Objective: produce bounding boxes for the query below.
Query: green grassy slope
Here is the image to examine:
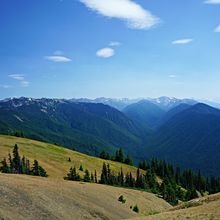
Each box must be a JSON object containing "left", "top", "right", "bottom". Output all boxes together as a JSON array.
[{"left": 0, "top": 135, "right": 140, "bottom": 179}]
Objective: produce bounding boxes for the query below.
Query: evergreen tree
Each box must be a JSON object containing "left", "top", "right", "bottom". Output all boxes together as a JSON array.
[
  {"left": 8, "top": 153, "right": 13, "bottom": 173},
  {"left": 118, "top": 148, "right": 124, "bottom": 163},
  {"left": 21, "top": 156, "right": 25, "bottom": 173},
  {"left": 185, "top": 187, "right": 198, "bottom": 201},
  {"left": 0, "top": 158, "right": 9, "bottom": 173},
  {"left": 129, "top": 172, "right": 135, "bottom": 188},
  {"left": 64, "top": 167, "right": 80, "bottom": 181},
  {"left": 124, "top": 155, "right": 133, "bottom": 165},
  {"left": 79, "top": 164, "right": 84, "bottom": 171},
  {"left": 38, "top": 165, "right": 48, "bottom": 177},
  {"left": 175, "top": 167, "right": 181, "bottom": 184},
  {"left": 119, "top": 168, "right": 124, "bottom": 186},
  {"left": 138, "top": 160, "right": 149, "bottom": 170},
  {"left": 133, "top": 205, "right": 139, "bottom": 213},
  {"left": 25, "top": 159, "right": 31, "bottom": 175},
  {"left": 99, "top": 151, "right": 110, "bottom": 160},
  {"left": 114, "top": 148, "right": 124, "bottom": 162},
  {"left": 83, "top": 169, "right": 91, "bottom": 182},
  {"left": 107, "top": 164, "right": 111, "bottom": 183},
  {"left": 118, "top": 195, "right": 126, "bottom": 203},
  {"left": 125, "top": 173, "right": 130, "bottom": 187},
  {"left": 100, "top": 162, "right": 108, "bottom": 184},
  {"left": 115, "top": 150, "right": 119, "bottom": 161},
  {"left": 91, "top": 172, "right": 94, "bottom": 182},
  {"left": 12, "top": 144, "right": 21, "bottom": 173},
  {"left": 94, "top": 170, "right": 98, "bottom": 183},
  {"left": 32, "top": 160, "right": 40, "bottom": 176},
  {"left": 136, "top": 168, "right": 142, "bottom": 188}
]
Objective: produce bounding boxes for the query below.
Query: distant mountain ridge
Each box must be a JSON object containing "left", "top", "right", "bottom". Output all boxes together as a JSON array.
[
  {"left": 123, "top": 100, "right": 166, "bottom": 131},
  {"left": 145, "top": 103, "right": 220, "bottom": 176},
  {"left": 1, "top": 96, "right": 220, "bottom": 176},
  {"left": 0, "top": 97, "right": 143, "bottom": 158},
  {"left": 69, "top": 96, "right": 197, "bottom": 111}
]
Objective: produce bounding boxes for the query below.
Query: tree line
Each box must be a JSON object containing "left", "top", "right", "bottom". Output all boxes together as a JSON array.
[
  {"left": 0, "top": 144, "right": 48, "bottom": 177},
  {"left": 65, "top": 159, "right": 220, "bottom": 205},
  {"left": 139, "top": 159, "right": 220, "bottom": 200},
  {"left": 99, "top": 148, "right": 133, "bottom": 166}
]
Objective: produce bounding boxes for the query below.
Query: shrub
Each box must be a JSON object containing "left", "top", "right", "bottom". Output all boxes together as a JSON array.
[
  {"left": 133, "top": 205, "right": 139, "bottom": 213},
  {"left": 118, "top": 195, "right": 126, "bottom": 204}
]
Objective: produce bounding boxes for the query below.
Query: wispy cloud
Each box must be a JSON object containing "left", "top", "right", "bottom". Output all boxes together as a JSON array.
[
  {"left": 79, "top": 0, "right": 159, "bottom": 30},
  {"left": 9, "top": 74, "right": 25, "bottom": 81},
  {"left": 204, "top": 0, "right": 220, "bottom": 4},
  {"left": 8, "top": 74, "right": 30, "bottom": 87},
  {"left": 96, "top": 47, "right": 115, "bottom": 58},
  {"left": 214, "top": 25, "right": 220, "bottom": 32},
  {"left": 172, "top": 38, "right": 193, "bottom": 45},
  {"left": 44, "top": 55, "right": 72, "bottom": 62},
  {"left": 109, "top": 41, "right": 121, "bottom": 47}
]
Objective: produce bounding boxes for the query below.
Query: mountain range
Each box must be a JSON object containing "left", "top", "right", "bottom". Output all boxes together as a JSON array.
[{"left": 1, "top": 96, "right": 220, "bottom": 176}]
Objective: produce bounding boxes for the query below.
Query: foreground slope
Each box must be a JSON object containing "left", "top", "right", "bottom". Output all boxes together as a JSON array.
[
  {"left": 0, "top": 136, "right": 171, "bottom": 220},
  {"left": 0, "top": 135, "right": 139, "bottom": 179},
  {"left": 0, "top": 174, "right": 171, "bottom": 220},
  {"left": 129, "top": 193, "right": 220, "bottom": 220}
]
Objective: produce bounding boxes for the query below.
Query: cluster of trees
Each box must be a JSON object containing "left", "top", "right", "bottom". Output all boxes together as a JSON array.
[
  {"left": 0, "top": 144, "right": 47, "bottom": 177},
  {"left": 65, "top": 159, "right": 220, "bottom": 205},
  {"left": 139, "top": 159, "right": 220, "bottom": 204},
  {"left": 13, "top": 131, "right": 25, "bottom": 138},
  {"left": 64, "top": 166, "right": 98, "bottom": 183},
  {"left": 99, "top": 148, "right": 133, "bottom": 165}
]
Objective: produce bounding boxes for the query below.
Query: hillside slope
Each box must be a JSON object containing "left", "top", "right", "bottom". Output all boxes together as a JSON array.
[
  {"left": 146, "top": 103, "right": 220, "bottom": 176},
  {"left": 0, "top": 136, "right": 171, "bottom": 220},
  {"left": 0, "top": 135, "right": 140, "bottom": 179},
  {"left": 0, "top": 174, "right": 171, "bottom": 220},
  {"left": 129, "top": 193, "right": 220, "bottom": 220}
]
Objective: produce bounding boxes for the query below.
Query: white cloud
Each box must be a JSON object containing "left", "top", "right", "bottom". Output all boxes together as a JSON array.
[
  {"left": 8, "top": 74, "right": 30, "bottom": 87},
  {"left": 96, "top": 47, "right": 115, "bottom": 58},
  {"left": 9, "top": 74, "right": 25, "bottom": 81},
  {"left": 214, "top": 25, "right": 220, "bottom": 32},
  {"left": 44, "top": 55, "right": 72, "bottom": 62},
  {"left": 169, "top": 74, "right": 177, "bottom": 78},
  {"left": 204, "top": 0, "right": 220, "bottom": 4},
  {"left": 109, "top": 41, "right": 121, "bottom": 47},
  {"left": 172, "top": 38, "right": 193, "bottom": 45},
  {"left": 79, "top": 0, "right": 159, "bottom": 30}
]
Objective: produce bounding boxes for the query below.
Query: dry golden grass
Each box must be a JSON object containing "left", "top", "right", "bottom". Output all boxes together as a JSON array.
[
  {"left": 0, "top": 174, "right": 171, "bottom": 220},
  {"left": 128, "top": 193, "right": 220, "bottom": 220},
  {"left": 0, "top": 135, "right": 141, "bottom": 179}
]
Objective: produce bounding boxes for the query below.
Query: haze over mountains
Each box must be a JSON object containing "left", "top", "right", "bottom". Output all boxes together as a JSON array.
[{"left": 1, "top": 96, "right": 220, "bottom": 176}]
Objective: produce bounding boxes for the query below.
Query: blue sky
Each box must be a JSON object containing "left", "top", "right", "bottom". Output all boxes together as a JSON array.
[{"left": 0, "top": 0, "right": 220, "bottom": 100}]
